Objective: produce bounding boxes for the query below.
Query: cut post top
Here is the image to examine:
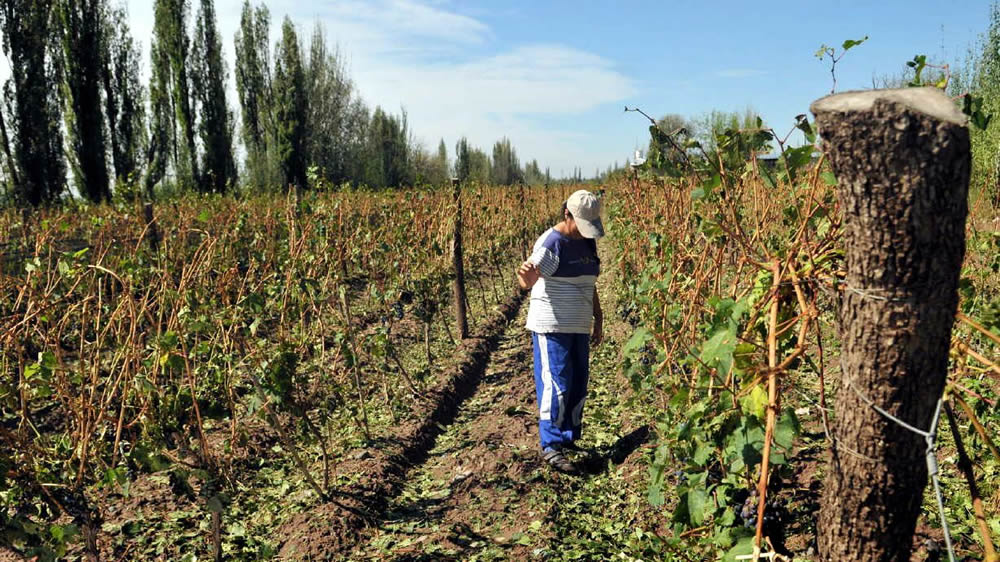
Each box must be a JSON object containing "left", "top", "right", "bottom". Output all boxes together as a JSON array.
[{"left": 810, "top": 87, "right": 967, "bottom": 126}]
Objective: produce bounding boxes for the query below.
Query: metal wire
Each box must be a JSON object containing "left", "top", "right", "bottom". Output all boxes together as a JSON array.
[
  {"left": 848, "top": 381, "right": 955, "bottom": 562},
  {"left": 843, "top": 285, "right": 919, "bottom": 303}
]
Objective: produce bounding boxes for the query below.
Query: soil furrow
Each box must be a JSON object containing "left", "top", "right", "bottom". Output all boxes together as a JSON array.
[
  {"left": 348, "top": 302, "right": 542, "bottom": 561},
  {"left": 275, "top": 290, "right": 527, "bottom": 560}
]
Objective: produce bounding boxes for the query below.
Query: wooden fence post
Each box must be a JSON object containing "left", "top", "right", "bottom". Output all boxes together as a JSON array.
[
  {"left": 451, "top": 178, "right": 469, "bottom": 340},
  {"left": 518, "top": 182, "right": 528, "bottom": 255},
  {"left": 144, "top": 202, "right": 160, "bottom": 252},
  {"left": 20, "top": 207, "right": 30, "bottom": 253},
  {"left": 812, "top": 88, "right": 970, "bottom": 561}
]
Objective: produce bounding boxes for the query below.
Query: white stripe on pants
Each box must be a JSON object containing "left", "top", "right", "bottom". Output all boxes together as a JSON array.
[{"left": 538, "top": 334, "right": 564, "bottom": 424}]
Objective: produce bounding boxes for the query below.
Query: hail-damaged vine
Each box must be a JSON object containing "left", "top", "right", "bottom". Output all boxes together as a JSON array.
[
  {"left": 815, "top": 36, "right": 869, "bottom": 94},
  {"left": 0, "top": 184, "right": 554, "bottom": 559}
]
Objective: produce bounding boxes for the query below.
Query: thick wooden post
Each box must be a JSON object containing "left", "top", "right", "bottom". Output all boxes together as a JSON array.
[
  {"left": 451, "top": 178, "right": 469, "bottom": 340},
  {"left": 518, "top": 182, "right": 528, "bottom": 255},
  {"left": 812, "top": 88, "right": 970, "bottom": 561},
  {"left": 144, "top": 202, "right": 160, "bottom": 252},
  {"left": 20, "top": 208, "right": 30, "bottom": 253}
]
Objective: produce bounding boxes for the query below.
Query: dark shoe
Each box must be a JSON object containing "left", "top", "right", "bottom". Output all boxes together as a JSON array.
[{"left": 542, "top": 449, "right": 577, "bottom": 474}]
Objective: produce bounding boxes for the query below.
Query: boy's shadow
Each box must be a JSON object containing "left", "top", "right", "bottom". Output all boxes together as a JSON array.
[{"left": 576, "top": 425, "right": 651, "bottom": 475}]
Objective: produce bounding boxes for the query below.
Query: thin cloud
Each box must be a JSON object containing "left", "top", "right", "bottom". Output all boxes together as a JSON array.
[
  {"left": 285, "top": 1, "right": 636, "bottom": 173},
  {"left": 292, "top": 0, "right": 491, "bottom": 57},
  {"left": 365, "top": 44, "right": 635, "bottom": 115},
  {"left": 715, "top": 68, "right": 768, "bottom": 78}
]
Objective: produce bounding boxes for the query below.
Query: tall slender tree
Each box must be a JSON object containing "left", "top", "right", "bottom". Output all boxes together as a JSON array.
[
  {"left": 467, "top": 147, "right": 491, "bottom": 184},
  {"left": 454, "top": 137, "right": 470, "bottom": 182},
  {"left": 364, "top": 107, "right": 410, "bottom": 188},
  {"left": 437, "top": 139, "right": 448, "bottom": 174},
  {"left": 146, "top": 2, "right": 174, "bottom": 196},
  {"left": 145, "top": 24, "right": 170, "bottom": 197},
  {"left": 234, "top": 0, "right": 275, "bottom": 189},
  {"left": 192, "top": 0, "right": 236, "bottom": 193},
  {"left": 0, "top": 0, "right": 67, "bottom": 205},
  {"left": 490, "top": 137, "right": 523, "bottom": 185},
  {"left": 342, "top": 99, "right": 370, "bottom": 185},
  {"left": 102, "top": 5, "right": 146, "bottom": 190},
  {"left": 152, "top": 0, "right": 199, "bottom": 190},
  {"left": 524, "top": 159, "right": 543, "bottom": 184},
  {"left": 427, "top": 138, "right": 449, "bottom": 185},
  {"left": 59, "top": 0, "right": 110, "bottom": 203},
  {"left": 0, "top": 92, "right": 18, "bottom": 196},
  {"left": 304, "top": 23, "right": 364, "bottom": 185},
  {"left": 273, "top": 17, "right": 307, "bottom": 189}
]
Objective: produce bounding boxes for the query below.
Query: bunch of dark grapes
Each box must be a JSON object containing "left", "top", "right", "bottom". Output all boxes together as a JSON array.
[
  {"left": 638, "top": 342, "right": 656, "bottom": 366},
  {"left": 736, "top": 491, "right": 785, "bottom": 531},
  {"left": 393, "top": 301, "right": 404, "bottom": 320},
  {"left": 671, "top": 455, "right": 691, "bottom": 483},
  {"left": 761, "top": 498, "right": 784, "bottom": 529},
  {"left": 618, "top": 303, "right": 640, "bottom": 327},
  {"left": 739, "top": 490, "right": 759, "bottom": 528}
]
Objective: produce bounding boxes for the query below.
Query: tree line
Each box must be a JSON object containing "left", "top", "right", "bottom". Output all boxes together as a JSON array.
[{"left": 0, "top": 0, "right": 557, "bottom": 207}]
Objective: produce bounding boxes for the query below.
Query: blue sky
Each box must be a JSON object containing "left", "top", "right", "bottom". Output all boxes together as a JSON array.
[{"left": 2, "top": 0, "right": 993, "bottom": 178}]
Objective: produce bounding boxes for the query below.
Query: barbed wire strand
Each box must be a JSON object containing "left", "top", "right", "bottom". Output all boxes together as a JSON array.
[{"left": 848, "top": 381, "right": 955, "bottom": 562}]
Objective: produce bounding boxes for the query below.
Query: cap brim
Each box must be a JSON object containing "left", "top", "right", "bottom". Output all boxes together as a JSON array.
[{"left": 576, "top": 217, "right": 605, "bottom": 239}]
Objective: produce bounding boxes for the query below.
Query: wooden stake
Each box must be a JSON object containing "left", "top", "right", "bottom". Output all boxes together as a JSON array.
[
  {"left": 754, "top": 260, "right": 781, "bottom": 554},
  {"left": 452, "top": 178, "right": 469, "bottom": 339}
]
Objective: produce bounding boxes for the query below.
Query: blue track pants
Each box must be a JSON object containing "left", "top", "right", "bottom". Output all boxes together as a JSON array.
[{"left": 532, "top": 332, "right": 590, "bottom": 451}]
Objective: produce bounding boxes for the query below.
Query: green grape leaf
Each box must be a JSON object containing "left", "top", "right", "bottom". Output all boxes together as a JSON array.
[
  {"left": 688, "top": 488, "right": 709, "bottom": 525},
  {"left": 841, "top": 36, "right": 868, "bottom": 51},
  {"left": 774, "top": 408, "right": 801, "bottom": 449}
]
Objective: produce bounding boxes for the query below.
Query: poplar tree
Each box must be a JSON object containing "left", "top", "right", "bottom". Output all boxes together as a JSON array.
[
  {"left": 437, "top": 139, "right": 448, "bottom": 174},
  {"left": 273, "top": 17, "right": 307, "bottom": 189},
  {"left": 305, "top": 23, "right": 364, "bottom": 185},
  {"left": 467, "top": 147, "right": 491, "bottom": 184},
  {"left": 0, "top": 0, "right": 67, "bottom": 205},
  {"left": 151, "top": 0, "right": 199, "bottom": 190},
  {"left": 524, "top": 159, "right": 543, "bottom": 184},
  {"left": 146, "top": 2, "right": 174, "bottom": 196},
  {"left": 193, "top": 0, "right": 236, "bottom": 193},
  {"left": 454, "top": 137, "right": 470, "bottom": 182},
  {"left": 490, "top": 137, "right": 523, "bottom": 185},
  {"left": 0, "top": 100, "right": 16, "bottom": 198},
  {"left": 365, "top": 107, "right": 410, "bottom": 188},
  {"left": 59, "top": 0, "right": 110, "bottom": 202},
  {"left": 431, "top": 138, "right": 449, "bottom": 185},
  {"left": 102, "top": 6, "right": 146, "bottom": 190},
  {"left": 234, "top": 0, "right": 275, "bottom": 188}
]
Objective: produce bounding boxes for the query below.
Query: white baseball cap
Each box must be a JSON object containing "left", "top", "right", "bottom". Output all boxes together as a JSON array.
[{"left": 566, "top": 189, "right": 604, "bottom": 239}]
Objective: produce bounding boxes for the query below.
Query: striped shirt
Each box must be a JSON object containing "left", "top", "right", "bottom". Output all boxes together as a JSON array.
[{"left": 525, "top": 227, "right": 600, "bottom": 334}]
